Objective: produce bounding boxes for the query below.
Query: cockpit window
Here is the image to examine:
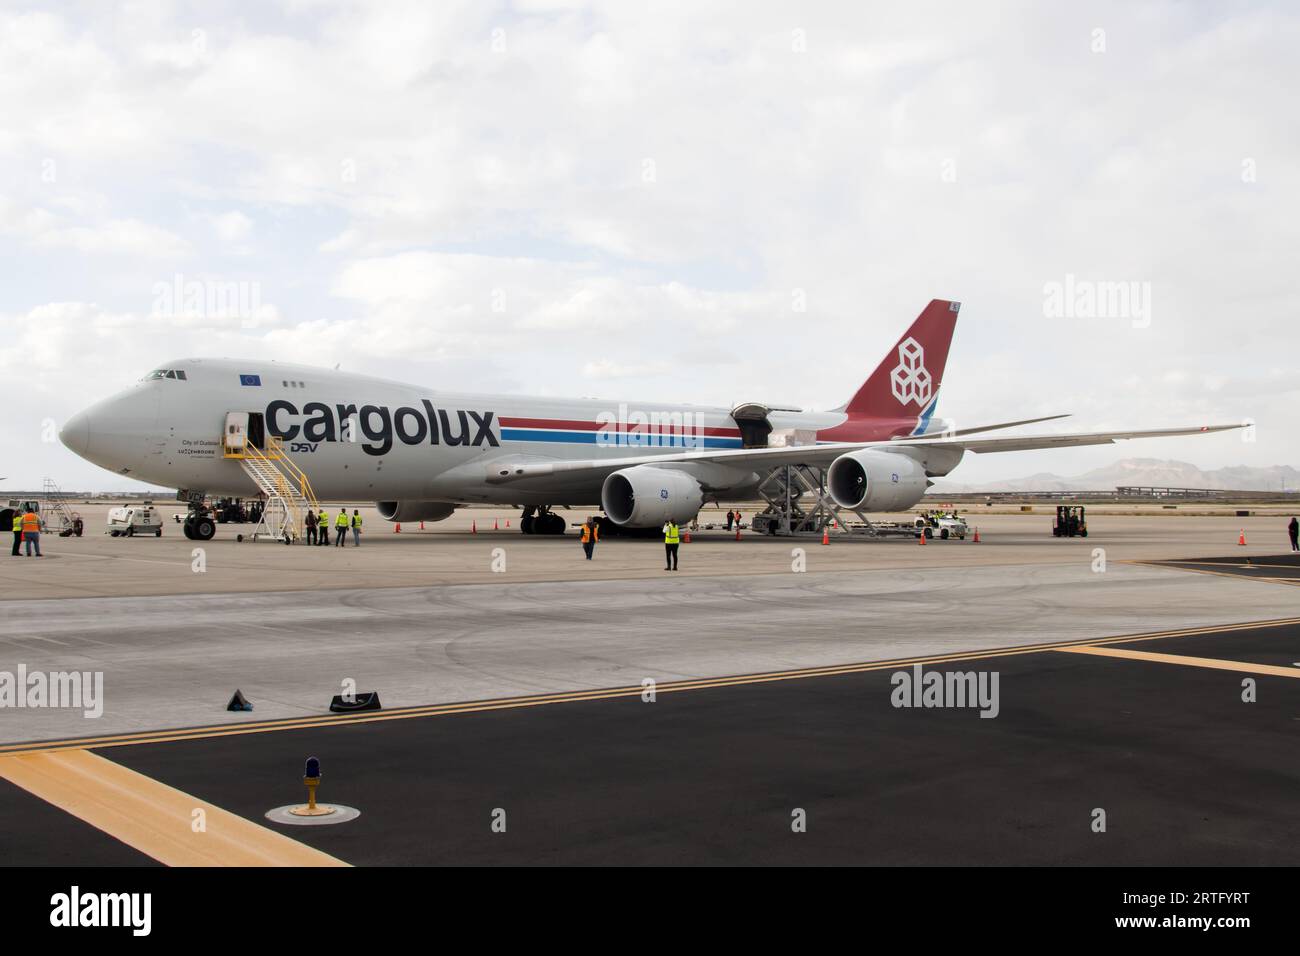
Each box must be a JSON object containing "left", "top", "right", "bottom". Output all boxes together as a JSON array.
[{"left": 143, "top": 369, "right": 188, "bottom": 381}]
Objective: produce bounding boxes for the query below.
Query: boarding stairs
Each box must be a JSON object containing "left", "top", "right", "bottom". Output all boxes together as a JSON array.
[
  {"left": 39, "top": 477, "right": 82, "bottom": 535},
  {"left": 750, "top": 463, "right": 905, "bottom": 537},
  {"left": 227, "top": 437, "right": 320, "bottom": 544}
]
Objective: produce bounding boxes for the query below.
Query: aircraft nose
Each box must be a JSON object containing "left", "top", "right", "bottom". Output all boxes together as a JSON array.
[{"left": 60, "top": 409, "right": 91, "bottom": 456}]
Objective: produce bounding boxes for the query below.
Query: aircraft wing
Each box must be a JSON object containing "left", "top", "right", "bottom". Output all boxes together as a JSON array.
[{"left": 484, "top": 423, "right": 1243, "bottom": 484}]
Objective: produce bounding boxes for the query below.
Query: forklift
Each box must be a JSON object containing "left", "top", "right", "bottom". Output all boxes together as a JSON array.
[{"left": 1052, "top": 505, "right": 1088, "bottom": 537}]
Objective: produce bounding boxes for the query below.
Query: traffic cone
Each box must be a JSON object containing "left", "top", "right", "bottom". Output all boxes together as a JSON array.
[
  {"left": 420, "top": 521, "right": 425, "bottom": 530},
  {"left": 494, "top": 518, "right": 499, "bottom": 531},
  {"left": 735, "top": 527, "right": 741, "bottom": 541},
  {"left": 395, "top": 523, "right": 401, "bottom": 533},
  {"left": 506, "top": 519, "right": 511, "bottom": 528},
  {"left": 821, "top": 527, "right": 830, "bottom": 545},
  {"left": 918, "top": 528, "right": 927, "bottom": 545},
  {"left": 472, "top": 520, "right": 477, "bottom": 534},
  {"left": 1238, "top": 529, "right": 1246, "bottom": 546},
  {"left": 973, "top": 527, "right": 980, "bottom": 543},
  {"left": 683, "top": 530, "right": 691, "bottom": 543}
]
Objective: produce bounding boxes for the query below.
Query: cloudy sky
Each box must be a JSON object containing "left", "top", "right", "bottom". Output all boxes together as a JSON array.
[{"left": 2, "top": 0, "right": 1296, "bottom": 491}]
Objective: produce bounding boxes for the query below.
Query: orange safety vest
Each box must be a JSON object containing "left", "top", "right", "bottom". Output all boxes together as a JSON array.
[
  {"left": 580, "top": 524, "right": 597, "bottom": 543},
  {"left": 21, "top": 512, "right": 40, "bottom": 533}
]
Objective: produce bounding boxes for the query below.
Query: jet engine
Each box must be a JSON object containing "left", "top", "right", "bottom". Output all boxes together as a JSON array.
[
  {"left": 376, "top": 500, "right": 457, "bottom": 523},
  {"left": 826, "top": 450, "right": 929, "bottom": 512},
  {"left": 601, "top": 465, "right": 704, "bottom": 527}
]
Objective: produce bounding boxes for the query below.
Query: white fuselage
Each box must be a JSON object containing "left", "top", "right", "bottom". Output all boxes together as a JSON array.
[{"left": 61, "top": 358, "right": 861, "bottom": 506}]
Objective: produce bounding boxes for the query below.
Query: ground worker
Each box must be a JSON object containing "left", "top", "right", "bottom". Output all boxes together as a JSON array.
[
  {"left": 21, "top": 508, "right": 42, "bottom": 557},
  {"left": 335, "top": 508, "right": 350, "bottom": 547},
  {"left": 318, "top": 509, "right": 330, "bottom": 546},
  {"left": 351, "top": 509, "right": 363, "bottom": 546},
  {"left": 1289, "top": 515, "right": 1298, "bottom": 552},
  {"left": 11, "top": 511, "right": 22, "bottom": 557},
  {"left": 725, "top": 509, "right": 734, "bottom": 530},
  {"left": 305, "top": 507, "right": 318, "bottom": 545},
  {"left": 663, "top": 518, "right": 680, "bottom": 571},
  {"left": 580, "top": 517, "right": 598, "bottom": 560}
]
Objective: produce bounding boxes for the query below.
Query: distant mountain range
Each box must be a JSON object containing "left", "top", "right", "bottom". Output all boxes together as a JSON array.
[{"left": 928, "top": 458, "right": 1300, "bottom": 494}]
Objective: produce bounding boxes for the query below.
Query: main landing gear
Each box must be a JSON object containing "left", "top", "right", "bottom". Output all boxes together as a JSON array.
[{"left": 519, "top": 506, "right": 566, "bottom": 535}]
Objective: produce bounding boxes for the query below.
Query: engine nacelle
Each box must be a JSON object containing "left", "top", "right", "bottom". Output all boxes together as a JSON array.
[
  {"left": 827, "top": 450, "right": 929, "bottom": 512},
  {"left": 601, "top": 466, "right": 704, "bottom": 527},
  {"left": 376, "top": 500, "right": 457, "bottom": 523}
]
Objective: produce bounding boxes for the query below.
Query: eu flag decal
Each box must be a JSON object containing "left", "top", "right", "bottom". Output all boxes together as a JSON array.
[{"left": 239, "top": 374, "right": 262, "bottom": 386}]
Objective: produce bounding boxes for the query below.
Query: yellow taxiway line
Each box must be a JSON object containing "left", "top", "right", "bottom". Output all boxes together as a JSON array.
[
  {"left": 2, "top": 616, "right": 1299, "bottom": 757},
  {"left": 1056, "top": 644, "right": 1300, "bottom": 678},
  {"left": 0, "top": 749, "right": 347, "bottom": 867}
]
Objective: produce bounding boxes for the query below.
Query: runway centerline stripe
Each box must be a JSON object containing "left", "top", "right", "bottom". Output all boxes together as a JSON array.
[
  {"left": 2, "top": 616, "right": 1298, "bottom": 756},
  {"left": 0, "top": 749, "right": 348, "bottom": 867},
  {"left": 1055, "top": 645, "right": 1300, "bottom": 678}
]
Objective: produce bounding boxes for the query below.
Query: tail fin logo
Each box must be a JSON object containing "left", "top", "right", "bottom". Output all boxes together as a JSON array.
[{"left": 889, "top": 337, "right": 932, "bottom": 407}]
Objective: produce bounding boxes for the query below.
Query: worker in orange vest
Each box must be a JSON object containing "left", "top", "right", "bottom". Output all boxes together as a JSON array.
[
  {"left": 20, "top": 509, "right": 42, "bottom": 557},
  {"left": 580, "top": 517, "right": 599, "bottom": 560}
]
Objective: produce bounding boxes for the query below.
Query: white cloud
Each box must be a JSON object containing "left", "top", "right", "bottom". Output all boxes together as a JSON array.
[
  {"left": 0, "top": 1, "right": 1297, "bottom": 489},
  {"left": 211, "top": 210, "right": 253, "bottom": 242}
]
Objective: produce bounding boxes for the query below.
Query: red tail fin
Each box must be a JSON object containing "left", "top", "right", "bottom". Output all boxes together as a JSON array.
[{"left": 840, "top": 299, "right": 959, "bottom": 421}]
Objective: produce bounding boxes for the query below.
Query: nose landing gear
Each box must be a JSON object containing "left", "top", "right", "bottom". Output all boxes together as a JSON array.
[{"left": 178, "top": 490, "right": 217, "bottom": 541}]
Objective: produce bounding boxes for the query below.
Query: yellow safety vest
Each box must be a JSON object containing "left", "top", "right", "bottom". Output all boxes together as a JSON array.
[
  {"left": 352, "top": 514, "right": 362, "bottom": 528},
  {"left": 663, "top": 523, "right": 679, "bottom": 544},
  {"left": 336, "top": 512, "right": 349, "bottom": 528},
  {"left": 12, "top": 514, "right": 21, "bottom": 533}
]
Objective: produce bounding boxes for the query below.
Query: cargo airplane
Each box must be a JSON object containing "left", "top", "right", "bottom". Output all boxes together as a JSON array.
[{"left": 60, "top": 300, "right": 1238, "bottom": 539}]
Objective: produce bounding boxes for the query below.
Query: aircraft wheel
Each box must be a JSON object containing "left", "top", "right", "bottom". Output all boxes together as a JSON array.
[
  {"left": 192, "top": 518, "right": 216, "bottom": 541},
  {"left": 520, "top": 515, "right": 534, "bottom": 535},
  {"left": 183, "top": 522, "right": 195, "bottom": 540}
]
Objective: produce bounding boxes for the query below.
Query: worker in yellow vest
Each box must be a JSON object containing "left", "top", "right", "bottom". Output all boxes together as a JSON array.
[
  {"left": 10, "top": 511, "right": 22, "bottom": 557},
  {"left": 351, "top": 509, "right": 363, "bottom": 546},
  {"left": 580, "top": 517, "right": 598, "bottom": 560},
  {"left": 334, "top": 508, "right": 350, "bottom": 547},
  {"left": 318, "top": 509, "right": 330, "bottom": 546},
  {"left": 21, "top": 509, "right": 42, "bottom": 557},
  {"left": 662, "top": 519, "right": 680, "bottom": 571}
]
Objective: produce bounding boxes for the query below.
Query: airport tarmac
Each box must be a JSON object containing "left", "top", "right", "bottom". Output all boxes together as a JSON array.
[
  {"left": 1, "top": 502, "right": 1298, "bottom": 600},
  {"left": 2, "top": 618, "right": 1296, "bottom": 865},
  {"left": 0, "top": 505, "right": 1296, "bottom": 865}
]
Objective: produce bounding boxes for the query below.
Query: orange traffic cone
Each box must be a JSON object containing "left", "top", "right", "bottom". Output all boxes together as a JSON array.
[
  {"left": 472, "top": 520, "right": 477, "bottom": 534},
  {"left": 684, "top": 530, "right": 691, "bottom": 543},
  {"left": 918, "top": 528, "right": 927, "bottom": 545},
  {"left": 420, "top": 521, "right": 425, "bottom": 530},
  {"left": 494, "top": 518, "right": 499, "bottom": 530},
  {"left": 735, "top": 527, "right": 741, "bottom": 541},
  {"left": 973, "top": 527, "right": 980, "bottom": 543},
  {"left": 506, "top": 519, "right": 511, "bottom": 528},
  {"left": 1238, "top": 529, "right": 1246, "bottom": 546},
  {"left": 395, "top": 522, "right": 401, "bottom": 533},
  {"left": 821, "top": 527, "right": 830, "bottom": 545}
]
